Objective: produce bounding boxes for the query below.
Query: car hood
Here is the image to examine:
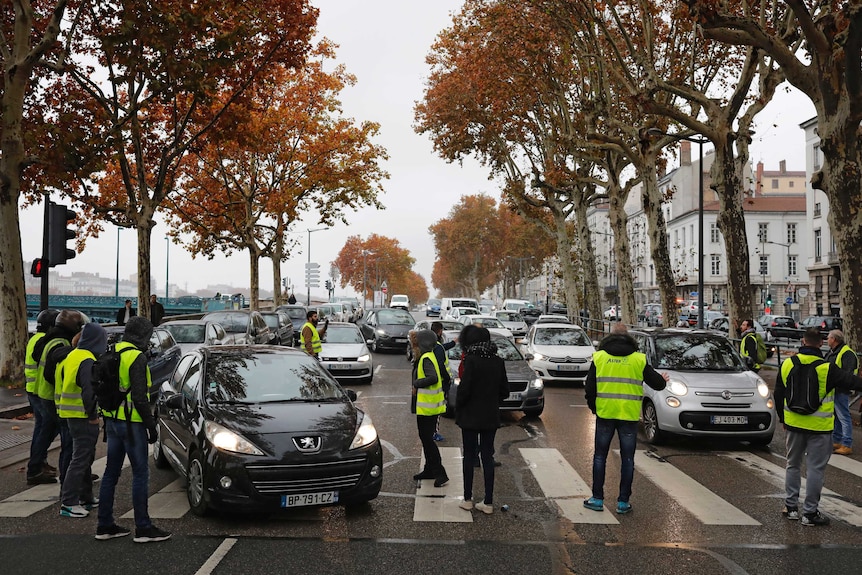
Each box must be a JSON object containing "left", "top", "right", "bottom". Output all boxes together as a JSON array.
[
  {"left": 374, "top": 324, "right": 412, "bottom": 336},
  {"left": 177, "top": 342, "right": 205, "bottom": 356},
  {"left": 532, "top": 344, "right": 595, "bottom": 359},
  {"left": 660, "top": 369, "right": 762, "bottom": 390},
  {"left": 319, "top": 342, "right": 369, "bottom": 359},
  {"left": 500, "top": 320, "right": 527, "bottom": 330},
  {"left": 450, "top": 357, "right": 535, "bottom": 382}
]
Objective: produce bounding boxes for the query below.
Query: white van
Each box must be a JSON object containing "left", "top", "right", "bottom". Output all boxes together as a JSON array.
[
  {"left": 389, "top": 294, "right": 410, "bottom": 310},
  {"left": 502, "top": 298, "right": 533, "bottom": 312},
  {"left": 440, "top": 297, "right": 480, "bottom": 318}
]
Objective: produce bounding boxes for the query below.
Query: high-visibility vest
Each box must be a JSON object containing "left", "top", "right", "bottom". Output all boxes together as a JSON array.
[
  {"left": 102, "top": 341, "right": 151, "bottom": 422},
  {"left": 300, "top": 322, "right": 322, "bottom": 354},
  {"left": 592, "top": 350, "right": 647, "bottom": 421},
  {"left": 740, "top": 333, "right": 760, "bottom": 370},
  {"left": 834, "top": 344, "right": 859, "bottom": 375},
  {"left": 24, "top": 332, "right": 45, "bottom": 394},
  {"left": 781, "top": 353, "right": 833, "bottom": 432},
  {"left": 415, "top": 351, "right": 445, "bottom": 416},
  {"left": 35, "top": 338, "right": 70, "bottom": 401},
  {"left": 56, "top": 348, "right": 95, "bottom": 419}
]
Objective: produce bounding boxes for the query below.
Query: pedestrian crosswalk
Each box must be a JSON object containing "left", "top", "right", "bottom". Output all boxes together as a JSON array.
[{"left": 2, "top": 446, "right": 862, "bottom": 527}]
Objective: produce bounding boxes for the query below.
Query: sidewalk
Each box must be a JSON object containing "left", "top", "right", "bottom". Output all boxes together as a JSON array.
[{"left": 0, "top": 386, "right": 30, "bottom": 419}]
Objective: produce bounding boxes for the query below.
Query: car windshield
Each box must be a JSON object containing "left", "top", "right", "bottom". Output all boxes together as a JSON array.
[
  {"left": 164, "top": 324, "right": 206, "bottom": 344},
  {"left": 458, "top": 308, "right": 479, "bottom": 315},
  {"left": 376, "top": 310, "right": 414, "bottom": 325},
  {"left": 427, "top": 299, "right": 441, "bottom": 306},
  {"left": 495, "top": 312, "right": 522, "bottom": 322},
  {"left": 205, "top": 351, "right": 345, "bottom": 404},
  {"left": 205, "top": 313, "right": 248, "bottom": 333},
  {"left": 473, "top": 318, "right": 504, "bottom": 328},
  {"left": 654, "top": 335, "right": 745, "bottom": 371},
  {"left": 325, "top": 326, "right": 365, "bottom": 344},
  {"left": 535, "top": 327, "right": 591, "bottom": 346},
  {"left": 447, "top": 337, "right": 523, "bottom": 361},
  {"left": 261, "top": 314, "right": 281, "bottom": 329},
  {"left": 281, "top": 308, "right": 306, "bottom": 320}
]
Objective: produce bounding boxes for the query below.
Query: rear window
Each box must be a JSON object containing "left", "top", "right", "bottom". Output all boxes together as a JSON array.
[
  {"left": 205, "top": 313, "right": 249, "bottom": 333},
  {"left": 164, "top": 324, "right": 206, "bottom": 344}
]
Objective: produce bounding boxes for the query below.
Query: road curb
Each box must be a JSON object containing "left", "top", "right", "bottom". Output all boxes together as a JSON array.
[{"left": 0, "top": 403, "right": 32, "bottom": 419}]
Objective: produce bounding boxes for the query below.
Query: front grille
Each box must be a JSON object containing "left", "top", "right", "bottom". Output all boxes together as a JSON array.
[
  {"left": 508, "top": 380, "right": 528, "bottom": 393},
  {"left": 246, "top": 457, "right": 367, "bottom": 495},
  {"left": 327, "top": 368, "right": 370, "bottom": 376},
  {"left": 549, "top": 357, "right": 588, "bottom": 364},
  {"left": 320, "top": 356, "right": 359, "bottom": 361},
  {"left": 547, "top": 370, "right": 587, "bottom": 379},
  {"left": 695, "top": 391, "right": 755, "bottom": 397},
  {"left": 700, "top": 402, "right": 754, "bottom": 408}
]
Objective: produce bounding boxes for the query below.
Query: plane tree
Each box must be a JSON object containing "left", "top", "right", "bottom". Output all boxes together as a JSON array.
[{"left": 333, "top": 235, "right": 425, "bottom": 307}]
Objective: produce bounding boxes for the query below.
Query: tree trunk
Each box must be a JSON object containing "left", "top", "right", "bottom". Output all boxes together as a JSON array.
[
  {"left": 249, "top": 246, "right": 260, "bottom": 311},
  {"left": 573, "top": 199, "right": 602, "bottom": 326},
  {"left": 608, "top": 183, "right": 636, "bottom": 325},
  {"left": 272, "top": 231, "right": 284, "bottom": 305},
  {"left": 136, "top": 223, "right": 154, "bottom": 321},
  {"left": 641, "top": 168, "right": 677, "bottom": 326},
  {"left": 549, "top": 205, "right": 579, "bottom": 323}
]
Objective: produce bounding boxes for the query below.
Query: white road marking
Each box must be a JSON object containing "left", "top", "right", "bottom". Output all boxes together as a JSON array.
[
  {"left": 123, "top": 477, "right": 188, "bottom": 519},
  {"left": 194, "top": 538, "right": 237, "bottom": 575},
  {"left": 413, "top": 446, "right": 472, "bottom": 522}
]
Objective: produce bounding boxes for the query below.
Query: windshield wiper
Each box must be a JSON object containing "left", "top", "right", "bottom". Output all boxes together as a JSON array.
[
  {"left": 259, "top": 397, "right": 344, "bottom": 404},
  {"left": 208, "top": 399, "right": 254, "bottom": 405}
]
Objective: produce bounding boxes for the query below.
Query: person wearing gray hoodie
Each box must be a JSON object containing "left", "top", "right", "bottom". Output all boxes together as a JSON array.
[
  {"left": 411, "top": 329, "right": 449, "bottom": 487},
  {"left": 57, "top": 322, "right": 107, "bottom": 518}
]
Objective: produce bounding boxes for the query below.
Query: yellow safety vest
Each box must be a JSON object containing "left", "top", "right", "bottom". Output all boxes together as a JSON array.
[
  {"left": 781, "top": 353, "right": 833, "bottom": 432},
  {"left": 415, "top": 351, "right": 445, "bottom": 416},
  {"left": 834, "top": 344, "right": 859, "bottom": 375},
  {"left": 300, "top": 321, "right": 322, "bottom": 354},
  {"left": 56, "top": 348, "right": 96, "bottom": 419},
  {"left": 35, "top": 338, "right": 70, "bottom": 401},
  {"left": 101, "top": 341, "right": 151, "bottom": 422},
  {"left": 24, "top": 332, "right": 45, "bottom": 394},
  {"left": 740, "top": 333, "right": 760, "bottom": 370},
  {"left": 592, "top": 350, "right": 648, "bottom": 421}
]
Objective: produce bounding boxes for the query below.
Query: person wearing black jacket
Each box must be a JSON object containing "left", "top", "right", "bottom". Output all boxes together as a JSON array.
[
  {"left": 115, "top": 300, "right": 136, "bottom": 325},
  {"left": 431, "top": 321, "right": 456, "bottom": 442},
  {"left": 456, "top": 327, "right": 508, "bottom": 515},
  {"left": 584, "top": 324, "right": 668, "bottom": 515}
]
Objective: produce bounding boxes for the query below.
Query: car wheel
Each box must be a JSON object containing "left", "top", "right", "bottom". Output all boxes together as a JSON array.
[
  {"left": 152, "top": 426, "right": 169, "bottom": 470},
  {"left": 370, "top": 336, "right": 379, "bottom": 353},
  {"left": 523, "top": 406, "right": 544, "bottom": 418},
  {"left": 186, "top": 450, "right": 210, "bottom": 517},
  {"left": 641, "top": 400, "right": 665, "bottom": 445}
]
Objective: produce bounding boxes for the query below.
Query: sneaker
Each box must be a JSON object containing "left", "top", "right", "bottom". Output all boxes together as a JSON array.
[
  {"left": 583, "top": 497, "right": 604, "bottom": 512},
  {"left": 493, "top": 459, "right": 502, "bottom": 467},
  {"left": 133, "top": 525, "right": 172, "bottom": 543},
  {"left": 432, "top": 432, "right": 444, "bottom": 442},
  {"left": 834, "top": 445, "right": 853, "bottom": 455},
  {"left": 59, "top": 505, "right": 89, "bottom": 518},
  {"left": 475, "top": 502, "right": 494, "bottom": 515},
  {"left": 434, "top": 474, "right": 449, "bottom": 488},
  {"left": 90, "top": 473, "right": 101, "bottom": 482},
  {"left": 95, "top": 524, "right": 131, "bottom": 540},
  {"left": 80, "top": 498, "right": 99, "bottom": 510},
  {"left": 459, "top": 499, "right": 474, "bottom": 510},
  {"left": 42, "top": 462, "right": 58, "bottom": 476},
  {"left": 801, "top": 511, "right": 830, "bottom": 527},
  {"left": 616, "top": 501, "right": 632, "bottom": 515},
  {"left": 413, "top": 469, "right": 435, "bottom": 481},
  {"left": 26, "top": 473, "right": 57, "bottom": 486},
  {"left": 782, "top": 506, "right": 799, "bottom": 521},
  {"left": 833, "top": 443, "right": 841, "bottom": 450}
]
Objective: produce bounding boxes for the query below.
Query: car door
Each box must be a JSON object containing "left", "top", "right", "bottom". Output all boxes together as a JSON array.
[
  {"left": 159, "top": 354, "right": 195, "bottom": 470},
  {"left": 147, "top": 329, "right": 180, "bottom": 388},
  {"left": 172, "top": 354, "right": 203, "bottom": 473}
]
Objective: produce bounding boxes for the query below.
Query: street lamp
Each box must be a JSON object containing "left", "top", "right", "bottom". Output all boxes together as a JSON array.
[
  {"left": 361, "top": 249, "right": 376, "bottom": 312},
  {"left": 165, "top": 236, "right": 170, "bottom": 301},
  {"left": 648, "top": 128, "right": 709, "bottom": 328},
  {"left": 115, "top": 227, "right": 123, "bottom": 297},
  {"left": 766, "top": 240, "right": 792, "bottom": 312},
  {"left": 306, "top": 227, "right": 327, "bottom": 305}
]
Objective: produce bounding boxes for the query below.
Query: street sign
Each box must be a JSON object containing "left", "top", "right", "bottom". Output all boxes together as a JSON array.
[
  {"left": 797, "top": 287, "right": 809, "bottom": 298},
  {"left": 305, "top": 261, "right": 320, "bottom": 287},
  {"left": 382, "top": 286, "right": 387, "bottom": 293},
  {"left": 305, "top": 262, "right": 320, "bottom": 270},
  {"left": 785, "top": 297, "right": 793, "bottom": 305}
]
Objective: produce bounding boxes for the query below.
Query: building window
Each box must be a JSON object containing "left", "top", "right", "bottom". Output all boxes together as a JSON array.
[
  {"left": 758, "top": 223, "right": 768, "bottom": 243},
  {"left": 710, "top": 223, "right": 720, "bottom": 243},
  {"left": 814, "top": 202, "right": 821, "bottom": 217},
  {"left": 814, "top": 229, "right": 822, "bottom": 262},
  {"left": 759, "top": 255, "right": 769, "bottom": 276},
  {"left": 788, "top": 255, "right": 797, "bottom": 277},
  {"left": 711, "top": 254, "right": 720, "bottom": 275},
  {"left": 814, "top": 144, "right": 821, "bottom": 170},
  {"left": 789, "top": 180, "right": 795, "bottom": 188},
  {"left": 786, "top": 223, "right": 797, "bottom": 244},
  {"left": 771, "top": 179, "right": 779, "bottom": 189}
]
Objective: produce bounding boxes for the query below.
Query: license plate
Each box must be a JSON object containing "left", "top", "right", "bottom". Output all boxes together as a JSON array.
[
  {"left": 327, "top": 363, "right": 350, "bottom": 370},
  {"left": 395, "top": 338, "right": 408, "bottom": 343},
  {"left": 507, "top": 392, "right": 522, "bottom": 401},
  {"left": 556, "top": 364, "right": 581, "bottom": 371},
  {"left": 711, "top": 415, "right": 748, "bottom": 425},
  {"left": 281, "top": 492, "right": 338, "bottom": 508}
]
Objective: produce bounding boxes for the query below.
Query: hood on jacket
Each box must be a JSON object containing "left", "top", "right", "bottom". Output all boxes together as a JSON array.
[
  {"left": 598, "top": 333, "right": 638, "bottom": 356},
  {"left": 124, "top": 316, "right": 154, "bottom": 349},
  {"left": 416, "top": 329, "right": 437, "bottom": 354},
  {"left": 78, "top": 322, "right": 108, "bottom": 356}
]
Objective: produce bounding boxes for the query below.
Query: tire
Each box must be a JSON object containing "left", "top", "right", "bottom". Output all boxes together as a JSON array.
[
  {"left": 370, "top": 337, "right": 379, "bottom": 353},
  {"left": 186, "top": 450, "right": 210, "bottom": 517},
  {"left": 641, "top": 400, "right": 666, "bottom": 445},
  {"left": 152, "top": 426, "right": 170, "bottom": 470},
  {"left": 523, "top": 406, "right": 544, "bottom": 418}
]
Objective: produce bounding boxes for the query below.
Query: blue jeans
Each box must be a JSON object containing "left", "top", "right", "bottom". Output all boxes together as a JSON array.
[
  {"left": 461, "top": 429, "right": 497, "bottom": 504},
  {"left": 27, "top": 397, "right": 70, "bottom": 479},
  {"left": 591, "top": 417, "right": 638, "bottom": 503},
  {"left": 832, "top": 393, "right": 853, "bottom": 447},
  {"left": 97, "top": 419, "right": 151, "bottom": 530}
]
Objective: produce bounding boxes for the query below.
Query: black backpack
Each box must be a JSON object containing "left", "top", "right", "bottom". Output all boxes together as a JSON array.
[
  {"left": 92, "top": 345, "right": 136, "bottom": 412},
  {"left": 785, "top": 356, "right": 826, "bottom": 415}
]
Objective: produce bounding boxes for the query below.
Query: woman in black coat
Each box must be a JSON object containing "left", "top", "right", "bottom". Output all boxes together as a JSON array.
[{"left": 456, "top": 327, "right": 508, "bottom": 514}]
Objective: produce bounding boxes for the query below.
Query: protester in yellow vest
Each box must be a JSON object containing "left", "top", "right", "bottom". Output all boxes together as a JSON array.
[
  {"left": 774, "top": 327, "right": 862, "bottom": 527},
  {"left": 738, "top": 318, "right": 763, "bottom": 371},
  {"left": 300, "top": 309, "right": 328, "bottom": 359},
  {"left": 24, "top": 309, "right": 59, "bottom": 484},
  {"left": 584, "top": 324, "right": 669, "bottom": 515},
  {"left": 825, "top": 330, "right": 858, "bottom": 455},
  {"left": 56, "top": 323, "right": 106, "bottom": 518},
  {"left": 410, "top": 329, "right": 448, "bottom": 487}
]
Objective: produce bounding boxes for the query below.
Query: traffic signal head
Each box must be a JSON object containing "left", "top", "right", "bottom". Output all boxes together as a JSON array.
[
  {"left": 48, "top": 201, "right": 77, "bottom": 267},
  {"left": 766, "top": 293, "right": 772, "bottom": 306},
  {"left": 325, "top": 279, "right": 332, "bottom": 290},
  {"left": 30, "top": 258, "right": 46, "bottom": 277}
]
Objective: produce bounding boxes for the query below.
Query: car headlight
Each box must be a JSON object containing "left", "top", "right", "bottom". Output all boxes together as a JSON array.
[
  {"left": 350, "top": 414, "right": 378, "bottom": 450},
  {"left": 757, "top": 380, "right": 769, "bottom": 398},
  {"left": 667, "top": 379, "right": 688, "bottom": 396},
  {"left": 358, "top": 353, "right": 371, "bottom": 362},
  {"left": 532, "top": 352, "right": 545, "bottom": 361},
  {"left": 205, "top": 421, "right": 264, "bottom": 455},
  {"left": 529, "top": 378, "right": 544, "bottom": 390},
  {"left": 376, "top": 329, "right": 387, "bottom": 336}
]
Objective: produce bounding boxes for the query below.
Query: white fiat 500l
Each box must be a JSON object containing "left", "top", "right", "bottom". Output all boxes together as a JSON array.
[
  {"left": 522, "top": 323, "right": 596, "bottom": 384},
  {"left": 629, "top": 328, "right": 777, "bottom": 446}
]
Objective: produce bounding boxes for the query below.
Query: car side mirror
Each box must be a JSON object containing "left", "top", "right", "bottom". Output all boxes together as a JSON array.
[
  {"left": 164, "top": 393, "right": 183, "bottom": 410},
  {"left": 524, "top": 353, "right": 534, "bottom": 361},
  {"left": 345, "top": 389, "right": 358, "bottom": 402}
]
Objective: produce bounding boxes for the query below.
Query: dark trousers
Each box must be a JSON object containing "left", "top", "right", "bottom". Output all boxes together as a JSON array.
[
  {"left": 591, "top": 417, "right": 638, "bottom": 503},
  {"left": 98, "top": 419, "right": 152, "bottom": 529},
  {"left": 60, "top": 418, "right": 99, "bottom": 506},
  {"left": 462, "top": 428, "right": 497, "bottom": 504},
  {"left": 28, "top": 397, "right": 70, "bottom": 479},
  {"left": 417, "top": 415, "right": 444, "bottom": 477}
]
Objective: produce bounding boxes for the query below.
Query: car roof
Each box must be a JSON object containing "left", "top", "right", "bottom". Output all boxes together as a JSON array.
[
  {"left": 534, "top": 322, "right": 583, "bottom": 329},
  {"left": 161, "top": 319, "right": 213, "bottom": 325}
]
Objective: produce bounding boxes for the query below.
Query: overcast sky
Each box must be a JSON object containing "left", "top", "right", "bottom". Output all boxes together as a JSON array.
[{"left": 17, "top": 0, "right": 815, "bottom": 299}]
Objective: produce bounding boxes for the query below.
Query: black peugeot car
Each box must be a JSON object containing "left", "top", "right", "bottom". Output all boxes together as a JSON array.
[{"left": 153, "top": 346, "right": 383, "bottom": 515}]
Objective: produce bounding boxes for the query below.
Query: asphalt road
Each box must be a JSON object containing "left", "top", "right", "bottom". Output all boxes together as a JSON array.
[{"left": 1, "top": 312, "right": 861, "bottom": 575}]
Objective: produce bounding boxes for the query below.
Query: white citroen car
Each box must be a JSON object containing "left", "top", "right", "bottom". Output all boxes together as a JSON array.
[{"left": 521, "top": 323, "right": 596, "bottom": 384}]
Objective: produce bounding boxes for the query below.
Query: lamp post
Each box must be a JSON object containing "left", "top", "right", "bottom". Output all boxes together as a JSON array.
[
  {"left": 165, "top": 236, "right": 170, "bottom": 301},
  {"left": 115, "top": 227, "right": 122, "bottom": 297},
  {"left": 361, "top": 249, "right": 375, "bottom": 312},
  {"left": 306, "top": 227, "right": 327, "bottom": 305},
  {"left": 648, "top": 128, "right": 708, "bottom": 328},
  {"left": 766, "top": 240, "right": 792, "bottom": 313}
]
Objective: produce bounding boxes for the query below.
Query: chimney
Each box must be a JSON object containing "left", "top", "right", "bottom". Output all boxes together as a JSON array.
[
  {"left": 756, "top": 161, "right": 763, "bottom": 196},
  {"left": 779, "top": 159, "right": 786, "bottom": 173},
  {"left": 680, "top": 140, "right": 691, "bottom": 166}
]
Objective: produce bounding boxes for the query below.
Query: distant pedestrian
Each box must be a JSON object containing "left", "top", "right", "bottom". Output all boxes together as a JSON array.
[
  {"left": 56, "top": 323, "right": 106, "bottom": 518},
  {"left": 288, "top": 292, "right": 297, "bottom": 304},
  {"left": 738, "top": 318, "right": 763, "bottom": 371},
  {"left": 825, "top": 330, "right": 857, "bottom": 455},
  {"left": 456, "top": 327, "right": 508, "bottom": 515},
  {"left": 410, "top": 329, "right": 448, "bottom": 487},
  {"left": 96, "top": 317, "right": 171, "bottom": 543},
  {"left": 115, "top": 299, "right": 136, "bottom": 326},
  {"left": 775, "top": 328, "right": 862, "bottom": 526},
  {"left": 24, "top": 309, "right": 60, "bottom": 484},
  {"left": 584, "top": 323, "right": 669, "bottom": 515},
  {"left": 149, "top": 294, "right": 164, "bottom": 326},
  {"left": 300, "top": 310, "right": 328, "bottom": 359}
]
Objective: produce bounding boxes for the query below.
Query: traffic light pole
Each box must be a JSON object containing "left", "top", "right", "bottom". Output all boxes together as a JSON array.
[{"left": 40, "top": 197, "right": 50, "bottom": 310}]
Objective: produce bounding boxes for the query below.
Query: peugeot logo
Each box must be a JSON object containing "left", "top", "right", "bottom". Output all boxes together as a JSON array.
[
  {"left": 293, "top": 436, "right": 322, "bottom": 453},
  {"left": 721, "top": 390, "right": 733, "bottom": 400}
]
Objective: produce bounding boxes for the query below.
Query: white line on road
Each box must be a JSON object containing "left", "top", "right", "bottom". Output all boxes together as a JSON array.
[
  {"left": 194, "top": 538, "right": 237, "bottom": 575},
  {"left": 413, "top": 447, "right": 472, "bottom": 523}
]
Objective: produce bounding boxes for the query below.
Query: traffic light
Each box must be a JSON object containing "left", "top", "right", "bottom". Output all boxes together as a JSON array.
[
  {"left": 47, "top": 201, "right": 77, "bottom": 267},
  {"left": 766, "top": 293, "right": 772, "bottom": 306},
  {"left": 30, "top": 258, "right": 46, "bottom": 277},
  {"left": 325, "top": 279, "right": 332, "bottom": 292}
]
